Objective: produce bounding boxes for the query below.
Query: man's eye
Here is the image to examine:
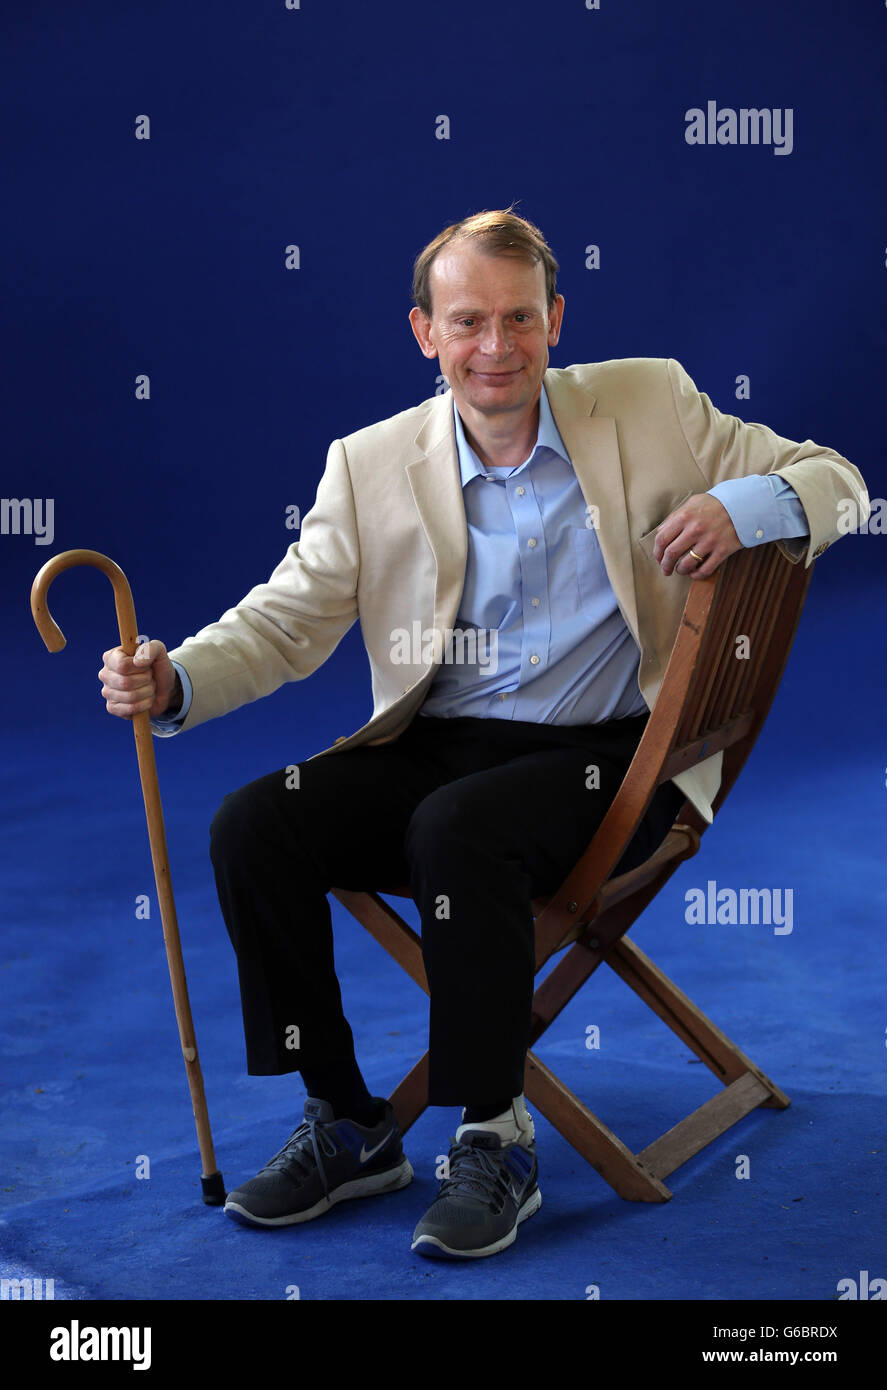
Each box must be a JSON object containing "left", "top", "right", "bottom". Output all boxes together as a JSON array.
[{"left": 459, "top": 318, "right": 476, "bottom": 327}]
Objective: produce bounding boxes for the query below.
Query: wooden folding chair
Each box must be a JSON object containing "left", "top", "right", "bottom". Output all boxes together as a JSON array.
[{"left": 332, "top": 541, "right": 814, "bottom": 1201}]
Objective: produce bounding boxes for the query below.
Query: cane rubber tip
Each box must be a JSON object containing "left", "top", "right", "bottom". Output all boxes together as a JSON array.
[{"left": 201, "top": 1172, "right": 227, "bottom": 1205}]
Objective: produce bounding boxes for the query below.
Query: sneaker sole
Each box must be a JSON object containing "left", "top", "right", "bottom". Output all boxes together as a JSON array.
[
  {"left": 224, "top": 1156, "right": 414, "bottom": 1228},
  {"left": 411, "top": 1185, "right": 542, "bottom": 1259}
]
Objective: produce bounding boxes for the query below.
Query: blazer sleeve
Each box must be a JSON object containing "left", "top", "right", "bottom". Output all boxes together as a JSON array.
[
  {"left": 167, "top": 437, "right": 360, "bottom": 732},
  {"left": 666, "top": 357, "right": 870, "bottom": 567}
]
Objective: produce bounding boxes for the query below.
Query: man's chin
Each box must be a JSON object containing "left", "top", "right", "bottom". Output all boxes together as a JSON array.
[{"left": 457, "top": 372, "right": 537, "bottom": 412}]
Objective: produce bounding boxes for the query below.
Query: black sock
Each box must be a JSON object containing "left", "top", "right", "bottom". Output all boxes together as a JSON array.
[
  {"left": 300, "top": 1055, "right": 382, "bottom": 1126},
  {"left": 463, "top": 1098, "right": 514, "bottom": 1123}
]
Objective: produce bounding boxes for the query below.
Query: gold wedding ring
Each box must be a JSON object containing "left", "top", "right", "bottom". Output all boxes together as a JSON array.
[{"left": 688, "top": 549, "right": 706, "bottom": 564}]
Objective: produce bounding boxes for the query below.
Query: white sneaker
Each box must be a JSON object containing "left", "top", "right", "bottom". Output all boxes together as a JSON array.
[{"left": 456, "top": 1094, "right": 535, "bottom": 1149}]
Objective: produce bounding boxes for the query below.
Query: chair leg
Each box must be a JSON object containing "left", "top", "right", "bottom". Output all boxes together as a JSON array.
[
  {"left": 388, "top": 1052, "right": 430, "bottom": 1136},
  {"left": 606, "top": 937, "right": 790, "bottom": 1108},
  {"left": 636, "top": 1072, "right": 774, "bottom": 1181},
  {"left": 524, "top": 1050, "right": 672, "bottom": 1202}
]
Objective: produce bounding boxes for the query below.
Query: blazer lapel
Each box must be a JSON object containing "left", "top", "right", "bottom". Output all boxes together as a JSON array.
[
  {"left": 404, "top": 393, "right": 469, "bottom": 632},
  {"left": 544, "top": 370, "right": 641, "bottom": 642}
]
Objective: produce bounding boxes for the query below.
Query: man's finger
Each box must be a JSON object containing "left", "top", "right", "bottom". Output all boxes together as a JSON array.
[
  {"left": 658, "top": 530, "right": 701, "bottom": 574},
  {"left": 652, "top": 513, "right": 686, "bottom": 563},
  {"left": 105, "top": 696, "right": 154, "bottom": 718},
  {"left": 675, "top": 544, "right": 722, "bottom": 578},
  {"left": 133, "top": 638, "right": 165, "bottom": 664}
]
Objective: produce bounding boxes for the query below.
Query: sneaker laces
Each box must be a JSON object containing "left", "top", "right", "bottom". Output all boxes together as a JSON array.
[
  {"left": 439, "top": 1141, "right": 514, "bottom": 1215},
  {"left": 264, "top": 1119, "right": 339, "bottom": 1201}
]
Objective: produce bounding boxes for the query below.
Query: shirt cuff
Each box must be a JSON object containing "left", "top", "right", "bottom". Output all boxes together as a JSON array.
[
  {"left": 707, "top": 474, "right": 809, "bottom": 547},
  {"left": 150, "top": 661, "right": 193, "bottom": 737}
]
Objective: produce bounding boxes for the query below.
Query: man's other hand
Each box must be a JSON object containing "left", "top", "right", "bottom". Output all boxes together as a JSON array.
[
  {"left": 99, "top": 639, "right": 178, "bottom": 719},
  {"left": 653, "top": 494, "right": 743, "bottom": 578}
]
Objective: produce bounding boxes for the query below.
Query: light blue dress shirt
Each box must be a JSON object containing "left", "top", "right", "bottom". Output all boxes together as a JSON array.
[
  {"left": 417, "top": 387, "right": 807, "bottom": 724},
  {"left": 153, "top": 384, "right": 808, "bottom": 734}
]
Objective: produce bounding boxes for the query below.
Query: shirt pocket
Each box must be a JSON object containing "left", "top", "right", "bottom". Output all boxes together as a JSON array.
[{"left": 571, "top": 526, "right": 611, "bottom": 612}]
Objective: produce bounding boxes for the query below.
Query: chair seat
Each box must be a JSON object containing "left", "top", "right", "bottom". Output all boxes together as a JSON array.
[
  {"left": 374, "top": 823, "right": 700, "bottom": 942},
  {"left": 379, "top": 882, "right": 550, "bottom": 913}
]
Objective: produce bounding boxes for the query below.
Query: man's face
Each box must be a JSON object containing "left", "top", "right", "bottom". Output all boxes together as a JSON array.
[{"left": 409, "top": 242, "right": 564, "bottom": 421}]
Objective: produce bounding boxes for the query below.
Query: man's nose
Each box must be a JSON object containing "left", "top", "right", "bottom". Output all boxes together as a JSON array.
[{"left": 478, "top": 322, "right": 513, "bottom": 356}]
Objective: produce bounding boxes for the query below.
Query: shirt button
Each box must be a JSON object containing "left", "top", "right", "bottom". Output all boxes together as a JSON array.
[
  {"left": 498, "top": 692, "right": 507, "bottom": 701},
  {"left": 531, "top": 597, "right": 540, "bottom": 607},
  {"left": 530, "top": 654, "right": 540, "bottom": 665},
  {"left": 528, "top": 537, "right": 537, "bottom": 548},
  {"left": 516, "top": 486, "right": 526, "bottom": 496},
  {"left": 755, "top": 527, "right": 764, "bottom": 539}
]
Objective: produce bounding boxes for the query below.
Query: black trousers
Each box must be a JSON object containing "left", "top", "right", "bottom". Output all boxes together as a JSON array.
[{"left": 209, "top": 711, "right": 685, "bottom": 1107}]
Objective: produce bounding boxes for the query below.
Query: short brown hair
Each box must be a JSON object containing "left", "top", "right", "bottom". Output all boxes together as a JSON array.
[{"left": 411, "top": 205, "right": 560, "bottom": 320}]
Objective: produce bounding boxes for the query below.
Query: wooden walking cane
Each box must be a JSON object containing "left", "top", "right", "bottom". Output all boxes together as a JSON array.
[{"left": 30, "top": 548, "right": 226, "bottom": 1206}]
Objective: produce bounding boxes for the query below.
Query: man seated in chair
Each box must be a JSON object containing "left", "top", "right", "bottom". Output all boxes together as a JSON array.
[{"left": 98, "top": 208, "right": 868, "bottom": 1260}]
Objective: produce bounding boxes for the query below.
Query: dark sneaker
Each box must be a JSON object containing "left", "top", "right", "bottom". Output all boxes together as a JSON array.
[
  {"left": 411, "top": 1129, "right": 541, "bottom": 1259},
  {"left": 224, "top": 1097, "right": 412, "bottom": 1228}
]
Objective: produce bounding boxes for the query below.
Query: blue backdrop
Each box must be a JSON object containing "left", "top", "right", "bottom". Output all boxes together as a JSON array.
[{"left": 1, "top": 0, "right": 885, "bottom": 1309}]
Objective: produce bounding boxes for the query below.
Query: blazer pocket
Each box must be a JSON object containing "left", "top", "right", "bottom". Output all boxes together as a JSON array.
[
  {"left": 637, "top": 526, "right": 661, "bottom": 563},
  {"left": 636, "top": 489, "right": 696, "bottom": 561}
]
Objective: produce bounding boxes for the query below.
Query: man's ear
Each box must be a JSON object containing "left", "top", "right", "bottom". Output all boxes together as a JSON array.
[
  {"left": 409, "top": 306, "right": 438, "bottom": 359},
  {"left": 547, "top": 293, "right": 565, "bottom": 346}
]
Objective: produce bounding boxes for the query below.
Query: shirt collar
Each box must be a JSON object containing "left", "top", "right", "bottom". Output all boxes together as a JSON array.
[{"left": 451, "top": 380, "right": 570, "bottom": 488}]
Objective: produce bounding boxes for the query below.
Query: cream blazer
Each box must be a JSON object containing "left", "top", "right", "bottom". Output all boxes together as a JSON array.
[{"left": 167, "top": 357, "right": 868, "bottom": 823}]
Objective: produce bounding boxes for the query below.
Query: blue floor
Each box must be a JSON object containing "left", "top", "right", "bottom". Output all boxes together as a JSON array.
[{"left": 2, "top": 578, "right": 885, "bottom": 1301}]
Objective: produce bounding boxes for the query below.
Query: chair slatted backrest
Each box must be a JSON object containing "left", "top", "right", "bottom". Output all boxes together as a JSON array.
[{"left": 673, "top": 541, "right": 799, "bottom": 760}]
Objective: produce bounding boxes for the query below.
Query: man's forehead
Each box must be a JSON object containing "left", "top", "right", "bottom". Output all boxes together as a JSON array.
[{"left": 429, "top": 244, "right": 545, "bottom": 299}]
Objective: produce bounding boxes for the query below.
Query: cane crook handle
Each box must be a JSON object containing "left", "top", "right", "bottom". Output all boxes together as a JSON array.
[{"left": 31, "top": 548, "right": 141, "bottom": 657}]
